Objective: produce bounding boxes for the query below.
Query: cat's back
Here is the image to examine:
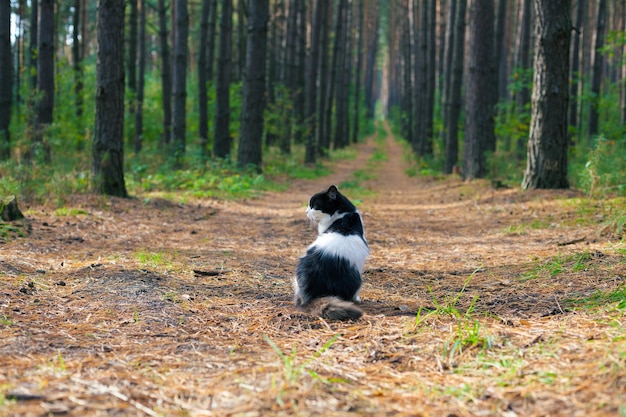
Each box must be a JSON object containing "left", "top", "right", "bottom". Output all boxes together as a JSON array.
[{"left": 326, "top": 211, "right": 366, "bottom": 237}]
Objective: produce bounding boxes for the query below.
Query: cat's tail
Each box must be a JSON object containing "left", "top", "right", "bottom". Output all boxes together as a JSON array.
[{"left": 297, "top": 296, "right": 363, "bottom": 320}]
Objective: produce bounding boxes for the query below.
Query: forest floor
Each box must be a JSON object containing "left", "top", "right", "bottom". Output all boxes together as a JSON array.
[{"left": 1, "top": 123, "right": 625, "bottom": 417}]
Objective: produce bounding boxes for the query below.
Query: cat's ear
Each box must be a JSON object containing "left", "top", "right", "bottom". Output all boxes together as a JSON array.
[{"left": 328, "top": 185, "right": 338, "bottom": 200}]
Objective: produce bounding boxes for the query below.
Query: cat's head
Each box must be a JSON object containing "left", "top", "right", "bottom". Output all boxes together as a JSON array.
[{"left": 306, "top": 185, "right": 357, "bottom": 223}]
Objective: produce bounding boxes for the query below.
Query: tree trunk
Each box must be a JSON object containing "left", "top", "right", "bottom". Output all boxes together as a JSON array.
[
  {"left": 72, "top": 0, "right": 84, "bottom": 120},
  {"left": 158, "top": 0, "right": 172, "bottom": 144},
  {"left": 213, "top": 0, "right": 233, "bottom": 158},
  {"left": 294, "top": 0, "right": 306, "bottom": 144},
  {"left": 424, "top": 0, "right": 436, "bottom": 156},
  {"left": 127, "top": 0, "right": 138, "bottom": 94},
  {"left": 207, "top": 0, "right": 218, "bottom": 81},
  {"left": 172, "top": 0, "right": 189, "bottom": 158},
  {"left": 0, "top": 0, "right": 11, "bottom": 159},
  {"left": 352, "top": 0, "right": 364, "bottom": 144},
  {"left": 334, "top": 0, "right": 351, "bottom": 149},
  {"left": 463, "top": 0, "right": 495, "bottom": 179},
  {"left": 412, "top": 0, "right": 425, "bottom": 154},
  {"left": 237, "top": 0, "right": 269, "bottom": 170},
  {"left": 363, "top": 0, "right": 379, "bottom": 119},
  {"left": 514, "top": 0, "right": 532, "bottom": 111},
  {"left": 401, "top": 0, "right": 413, "bottom": 146},
  {"left": 29, "top": 0, "right": 38, "bottom": 91},
  {"left": 134, "top": 0, "right": 146, "bottom": 154},
  {"left": 521, "top": 0, "right": 571, "bottom": 190},
  {"left": 441, "top": 0, "right": 456, "bottom": 132},
  {"left": 235, "top": 0, "right": 246, "bottom": 81},
  {"left": 569, "top": 0, "right": 584, "bottom": 136},
  {"left": 494, "top": 0, "right": 508, "bottom": 101},
  {"left": 126, "top": 0, "right": 138, "bottom": 145},
  {"left": 322, "top": 0, "right": 345, "bottom": 153},
  {"left": 34, "top": 0, "right": 54, "bottom": 163},
  {"left": 622, "top": 0, "right": 626, "bottom": 127},
  {"left": 93, "top": 0, "right": 128, "bottom": 197},
  {"left": 588, "top": 0, "right": 606, "bottom": 139},
  {"left": 198, "top": 0, "right": 210, "bottom": 155},
  {"left": 305, "top": 0, "right": 325, "bottom": 164},
  {"left": 316, "top": 0, "right": 330, "bottom": 156},
  {"left": 444, "top": 0, "right": 466, "bottom": 174}
]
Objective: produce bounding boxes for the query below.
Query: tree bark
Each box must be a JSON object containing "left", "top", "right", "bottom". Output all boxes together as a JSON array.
[
  {"left": 134, "top": 0, "right": 146, "bottom": 154},
  {"left": 198, "top": 0, "right": 210, "bottom": 155},
  {"left": 352, "top": 0, "right": 364, "bottom": 144},
  {"left": 158, "top": 0, "right": 172, "bottom": 144},
  {"left": 93, "top": 0, "right": 128, "bottom": 197},
  {"left": 423, "top": 0, "right": 436, "bottom": 156},
  {"left": 236, "top": 0, "right": 246, "bottom": 82},
  {"left": 401, "top": 0, "right": 413, "bottom": 146},
  {"left": 34, "top": 0, "right": 54, "bottom": 163},
  {"left": 587, "top": 0, "right": 606, "bottom": 139},
  {"left": 237, "top": 0, "right": 269, "bottom": 171},
  {"left": 322, "top": 0, "right": 345, "bottom": 153},
  {"left": 444, "top": 0, "right": 466, "bottom": 174},
  {"left": 207, "top": 0, "right": 218, "bottom": 81},
  {"left": 294, "top": 0, "right": 306, "bottom": 144},
  {"left": 127, "top": 0, "right": 138, "bottom": 94},
  {"left": 363, "top": 0, "right": 379, "bottom": 119},
  {"left": 305, "top": 0, "right": 325, "bottom": 164},
  {"left": 72, "top": 0, "right": 84, "bottom": 120},
  {"left": 569, "top": 0, "right": 584, "bottom": 136},
  {"left": 463, "top": 0, "right": 495, "bottom": 179},
  {"left": 0, "top": 0, "right": 11, "bottom": 159},
  {"left": 334, "top": 0, "right": 351, "bottom": 149},
  {"left": 29, "top": 0, "right": 38, "bottom": 90},
  {"left": 514, "top": 0, "right": 532, "bottom": 111},
  {"left": 213, "top": 0, "right": 233, "bottom": 158},
  {"left": 522, "top": 0, "right": 571, "bottom": 190},
  {"left": 316, "top": 0, "right": 331, "bottom": 156},
  {"left": 172, "top": 0, "right": 189, "bottom": 158},
  {"left": 494, "top": 0, "right": 508, "bottom": 101}
]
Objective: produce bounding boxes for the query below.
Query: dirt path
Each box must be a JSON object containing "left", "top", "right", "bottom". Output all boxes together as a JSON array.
[{"left": 1, "top": 123, "right": 625, "bottom": 417}]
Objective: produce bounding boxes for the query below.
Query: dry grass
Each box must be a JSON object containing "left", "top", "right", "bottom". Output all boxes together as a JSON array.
[{"left": 1, "top": 126, "right": 625, "bottom": 416}]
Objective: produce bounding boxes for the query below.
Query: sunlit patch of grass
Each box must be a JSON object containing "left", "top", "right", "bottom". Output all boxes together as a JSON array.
[
  {"left": 133, "top": 250, "right": 173, "bottom": 270},
  {"left": 519, "top": 252, "right": 596, "bottom": 281},
  {"left": 0, "top": 315, "right": 12, "bottom": 326},
  {"left": 568, "top": 284, "right": 626, "bottom": 310},
  {"left": 54, "top": 207, "right": 88, "bottom": 217},
  {"left": 502, "top": 224, "right": 527, "bottom": 235}
]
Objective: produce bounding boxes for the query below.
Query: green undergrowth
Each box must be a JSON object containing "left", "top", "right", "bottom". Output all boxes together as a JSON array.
[{"left": 0, "top": 139, "right": 367, "bottom": 206}]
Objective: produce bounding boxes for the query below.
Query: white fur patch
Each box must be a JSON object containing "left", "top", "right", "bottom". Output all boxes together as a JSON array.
[
  {"left": 309, "top": 232, "right": 369, "bottom": 273},
  {"left": 306, "top": 206, "right": 352, "bottom": 234}
]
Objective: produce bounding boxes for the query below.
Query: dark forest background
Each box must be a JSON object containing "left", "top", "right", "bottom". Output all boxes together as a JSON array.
[{"left": 0, "top": 0, "right": 625, "bottom": 201}]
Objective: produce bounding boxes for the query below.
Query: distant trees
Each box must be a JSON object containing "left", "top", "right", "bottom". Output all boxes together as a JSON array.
[
  {"left": 388, "top": 0, "right": 625, "bottom": 189},
  {"left": 2, "top": 0, "right": 625, "bottom": 195}
]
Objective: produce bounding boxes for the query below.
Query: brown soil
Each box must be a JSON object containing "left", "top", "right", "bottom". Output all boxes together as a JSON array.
[{"left": 1, "top": 123, "right": 625, "bottom": 417}]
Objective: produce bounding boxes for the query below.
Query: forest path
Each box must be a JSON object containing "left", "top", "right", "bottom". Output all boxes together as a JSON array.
[{"left": 1, "top": 122, "right": 624, "bottom": 417}]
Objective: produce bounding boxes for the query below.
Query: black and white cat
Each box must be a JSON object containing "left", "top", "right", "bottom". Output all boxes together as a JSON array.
[{"left": 294, "top": 185, "right": 369, "bottom": 320}]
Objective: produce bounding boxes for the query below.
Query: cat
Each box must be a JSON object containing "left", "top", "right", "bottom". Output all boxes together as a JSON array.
[{"left": 294, "top": 185, "right": 369, "bottom": 320}]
